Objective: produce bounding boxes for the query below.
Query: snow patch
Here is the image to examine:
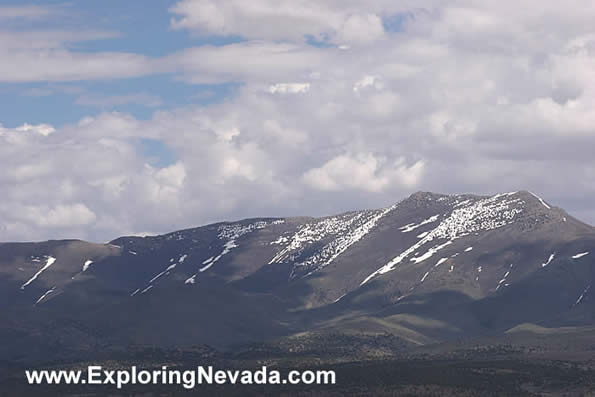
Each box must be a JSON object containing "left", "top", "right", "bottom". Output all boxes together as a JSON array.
[
  {"left": 454, "top": 199, "right": 471, "bottom": 207},
  {"left": 572, "top": 252, "right": 590, "bottom": 259},
  {"left": 35, "top": 287, "right": 55, "bottom": 305},
  {"left": 435, "top": 257, "right": 448, "bottom": 267},
  {"left": 362, "top": 193, "right": 524, "bottom": 285},
  {"left": 528, "top": 191, "right": 551, "bottom": 210},
  {"left": 574, "top": 285, "right": 591, "bottom": 306},
  {"left": 542, "top": 253, "right": 555, "bottom": 267},
  {"left": 196, "top": 220, "right": 275, "bottom": 274},
  {"left": 411, "top": 241, "right": 453, "bottom": 264},
  {"left": 82, "top": 260, "right": 93, "bottom": 272},
  {"left": 271, "top": 204, "right": 398, "bottom": 279},
  {"left": 270, "top": 236, "right": 289, "bottom": 245},
  {"left": 333, "top": 293, "right": 346, "bottom": 303},
  {"left": 496, "top": 266, "right": 513, "bottom": 291},
  {"left": 199, "top": 240, "right": 238, "bottom": 272},
  {"left": 149, "top": 263, "right": 177, "bottom": 283},
  {"left": 185, "top": 275, "right": 196, "bottom": 284},
  {"left": 400, "top": 215, "right": 439, "bottom": 233},
  {"left": 21, "top": 256, "right": 56, "bottom": 289}
]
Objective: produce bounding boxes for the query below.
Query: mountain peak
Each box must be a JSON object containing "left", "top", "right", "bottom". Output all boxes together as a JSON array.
[{"left": 1, "top": 187, "right": 594, "bottom": 363}]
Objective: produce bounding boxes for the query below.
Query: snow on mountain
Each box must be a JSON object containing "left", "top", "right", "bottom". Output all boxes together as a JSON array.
[
  {"left": 1, "top": 189, "right": 594, "bottom": 360},
  {"left": 542, "top": 253, "right": 555, "bottom": 267},
  {"left": 361, "top": 192, "right": 525, "bottom": 285},
  {"left": 82, "top": 260, "right": 93, "bottom": 272},
  {"left": 21, "top": 256, "right": 56, "bottom": 289},
  {"left": 184, "top": 219, "right": 283, "bottom": 285},
  {"left": 572, "top": 252, "right": 590, "bottom": 259},
  {"left": 269, "top": 204, "right": 397, "bottom": 279},
  {"left": 35, "top": 287, "right": 55, "bottom": 305}
]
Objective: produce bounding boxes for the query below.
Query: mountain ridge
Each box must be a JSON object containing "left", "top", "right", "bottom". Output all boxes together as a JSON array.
[
  {"left": 1, "top": 189, "right": 594, "bottom": 362},
  {"left": 107, "top": 189, "right": 587, "bottom": 240}
]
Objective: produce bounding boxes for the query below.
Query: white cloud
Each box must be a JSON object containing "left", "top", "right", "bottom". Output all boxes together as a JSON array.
[
  {"left": 169, "top": 0, "right": 398, "bottom": 44},
  {"left": 335, "top": 13, "right": 385, "bottom": 45},
  {"left": 0, "top": 122, "right": 56, "bottom": 138},
  {"left": 4, "top": 1, "right": 595, "bottom": 242},
  {"left": 262, "top": 120, "right": 307, "bottom": 146},
  {"left": 25, "top": 204, "right": 97, "bottom": 227},
  {"left": 0, "top": 5, "right": 56, "bottom": 20},
  {"left": 303, "top": 154, "right": 424, "bottom": 192},
  {"left": 353, "top": 75, "right": 382, "bottom": 93},
  {"left": 216, "top": 127, "right": 241, "bottom": 142},
  {"left": 15, "top": 123, "right": 55, "bottom": 136},
  {"left": 0, "top": 50, "right": 157, "bottom": 83},
  {"left": 0, "top": 27, "right": 154, "bottom": 83},
  {"left": 143, "top": 162, "right": 187, "bottom": 205},
  {"left": 269, "top": 83, "right": 310, "bottom": 94},
  {"left": 0, "top": 31, "right": 118, "bottom": 51},
  {"left": 166, "top": 42, "right": 327, "bottom": 84}
]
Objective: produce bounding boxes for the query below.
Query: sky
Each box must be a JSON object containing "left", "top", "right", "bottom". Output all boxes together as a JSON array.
[{"left": 1, "top": 0, "right": 595, "bottom": 242}]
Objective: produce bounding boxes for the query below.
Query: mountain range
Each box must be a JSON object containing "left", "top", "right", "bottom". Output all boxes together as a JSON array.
[{"left": 1, "top": 190, "right": 594, "bottom": 363}]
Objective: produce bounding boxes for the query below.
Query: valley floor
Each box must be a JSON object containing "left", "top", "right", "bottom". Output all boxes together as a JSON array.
[{"left": 3, "top": 340, "right": 595, "bottom": 396}]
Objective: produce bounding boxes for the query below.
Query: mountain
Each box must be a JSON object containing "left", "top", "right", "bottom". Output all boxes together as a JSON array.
[{"left": 1, "top": 190, "right": 594, "bottom": 363}]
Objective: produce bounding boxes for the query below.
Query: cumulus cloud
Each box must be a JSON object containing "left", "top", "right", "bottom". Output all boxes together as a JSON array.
[
  {"left": 21, "top": 203, "right": 97, "bottom": 228},
  {"left": 169, "top": 0, "right": 396, "bottom": 44},
  {"left": 0, "top": 122, "right": 56, "bottom": 137},
  {"left": 269, "top": 83, "right": 311, "bottom": 94},
  {"left": 303, "top": 154, "right": 424, "bottom": 192},
  {"left": 3, "top": 1, "right": 595, "bottom": 242}
]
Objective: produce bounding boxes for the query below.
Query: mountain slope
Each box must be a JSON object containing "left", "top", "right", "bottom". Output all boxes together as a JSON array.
[{"left": 1, "top": 190, "right": 594, "bottom": 362}]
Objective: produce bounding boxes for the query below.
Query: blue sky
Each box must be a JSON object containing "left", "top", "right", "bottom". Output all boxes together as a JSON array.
[
  {"left": 0, "top": 1, "right": 236, "bottom": 129},
  {"left": 0, "top": 1, "right": 242, "bottom": 169}
]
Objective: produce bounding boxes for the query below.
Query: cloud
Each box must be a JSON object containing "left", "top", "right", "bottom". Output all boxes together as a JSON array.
[
  {"left": 165, "top": 42, "right": 328, "bottom": 84},
  {"left": 169, "top": 0, "right": 400, "bottom": 44},
  {"left": 0, "top": 122, "right": 56, "bottom": 139},
  {"left": 0, "top": 11, "right": 150, "bottom": 83},
  {"left": 303, "top": 154, "right": 424, "bottom": 192},
  {"left": 3, "top": 1, "right": 595, "bottom": 243},
  {"left": 0, "top": 25, "right": 153, "bottom": 83},
  {"left": 143, "top": 162, "right": 187, "bottom": 204},
  {"left": 0, "top": 30, "right": 119, "bottom": 51},
  {"left": 15, "top": 123, "right": 55, "bottom": 136},
  {"left": 0, "top": 50, "right": 157, "bottom": 83},
  {"left": 0, "top": 5, "right": 56, "bottom": 20},
  {"left": 269, "top": 83, "right": 310, "bottom": 94},
  {"left": 21, "top": 203, "right": 97, "bottom": 228}
]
